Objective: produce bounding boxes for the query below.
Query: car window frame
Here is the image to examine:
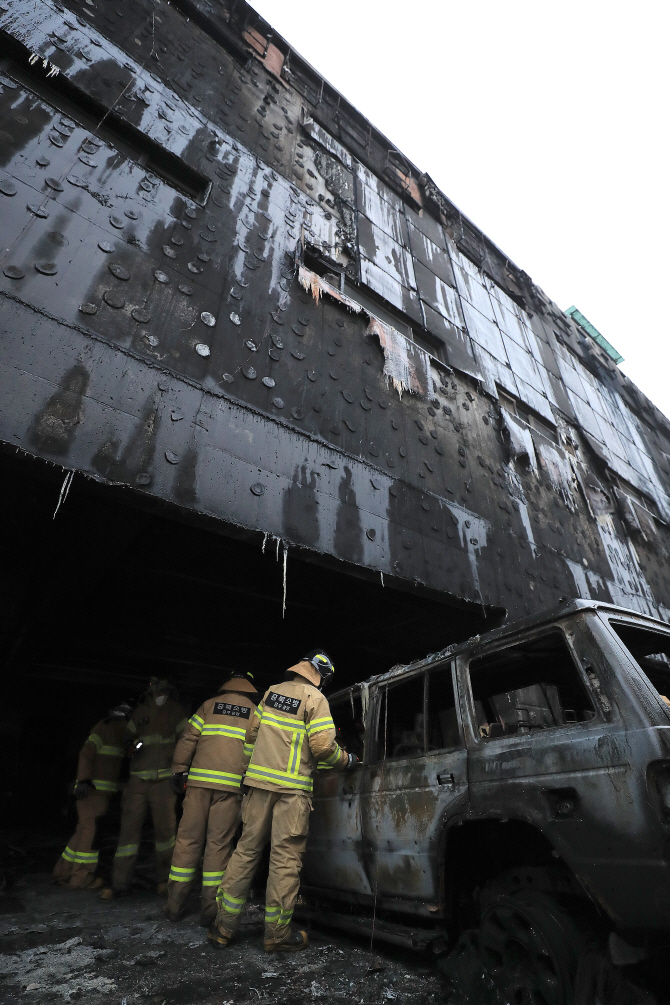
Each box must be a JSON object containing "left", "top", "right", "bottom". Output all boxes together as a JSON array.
[
  {"left": 329, "top": 685, "right": 368, "bottom": 764},
  {"left": 371, "top": 668, "right": 427, "bottom": 764},
  {"left": 602, "top": 614, "right": 670, "bottom": 720},
  {"left": 425, "top": 658, "right": 464, "bottom": 756},
  {"left": 459, "top": 622, "right": 601, "bottom": 746}
]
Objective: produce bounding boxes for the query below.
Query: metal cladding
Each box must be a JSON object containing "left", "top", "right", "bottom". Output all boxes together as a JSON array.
[{"left": 1, "top": 0, "right": 670, "bottom": 624}]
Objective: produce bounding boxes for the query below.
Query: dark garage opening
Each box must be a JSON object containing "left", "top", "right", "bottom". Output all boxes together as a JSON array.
[{"left": 0, "top": 453, "right": 497, "bottom": 859}]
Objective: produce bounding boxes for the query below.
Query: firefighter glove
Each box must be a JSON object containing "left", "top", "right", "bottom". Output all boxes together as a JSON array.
[
  {"left": 347, "top": 752, "right": 359, "bottom": 769},
  {"left": 74, "top": 779, "right": 95, "bottom": 800},
  {"left": 170, "top": 772, "right": 187, "bottom": 796}
]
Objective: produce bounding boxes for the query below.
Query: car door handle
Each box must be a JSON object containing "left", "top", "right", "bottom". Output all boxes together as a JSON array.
[{"left": 437, "top": 773, "right": 455, "bottom": 786}]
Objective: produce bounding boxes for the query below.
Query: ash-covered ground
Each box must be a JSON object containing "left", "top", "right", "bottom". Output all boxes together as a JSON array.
[
  {"left": 0, "top": 872, "right": 448, "bottom": 1005},
  {"left": 0, "top": 831, "right": 663, "bottom": 1005}
]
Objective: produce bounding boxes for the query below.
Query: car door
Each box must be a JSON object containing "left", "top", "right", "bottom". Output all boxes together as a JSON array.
[
  {"left": 360, "top": 662, "right": 469, "bottom": 905},
  {"left": 462, "top": 620, "right": 650, "bottom": 914},
  {"left": 302, "top": 686, "right": 372, "bottom": 896}
]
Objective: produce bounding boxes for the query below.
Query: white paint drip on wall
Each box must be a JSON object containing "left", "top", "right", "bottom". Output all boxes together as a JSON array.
[
  {"left": 596, "top": 513, "right": 658, "bottom": 616},
  {"left": 564, "top": 557, "right": 592, "bottom": 599},
  {"left": 504, "top": 465, "right": 538, "bottom": 556},
  {"left": 536, "top": 441, "right": 578, "bottom": 511},
  {"left": 445, "top": 502, "right": 490, "bottom": 602}
]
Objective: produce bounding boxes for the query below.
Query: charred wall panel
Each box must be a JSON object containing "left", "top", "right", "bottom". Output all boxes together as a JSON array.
[{"left": 2, "top": 0, "right": 670, "bottom": 632}]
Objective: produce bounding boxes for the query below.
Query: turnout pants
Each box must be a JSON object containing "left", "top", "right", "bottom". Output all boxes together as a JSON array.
[
  {"left": 112, "top": 776, "right": 176, "bottom": 890},
  {"left": 53, "top": 790, "right": 110, "bottom": 888},
  {"left": 166, "top": 787, "right": 241, "bottom": 916},
  {"left": 215, "top": 787, "right": 310, "bottom": 944}
]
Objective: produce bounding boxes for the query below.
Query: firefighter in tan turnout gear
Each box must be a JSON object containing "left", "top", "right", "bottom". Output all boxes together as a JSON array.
[
  {"left": 54, "top": 702, "right": 132, "bottom": 889},
  {"left": 165, "top": 671, "right": 260, "bottom": 925},
  {"left": 209, "top": 650, "right": 357, "bottom": 953},
  {"left": 100, "top": 678, "right": 188, "bottom": 899}
]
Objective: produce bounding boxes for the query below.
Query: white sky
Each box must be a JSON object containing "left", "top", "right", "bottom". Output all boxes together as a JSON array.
[{"left": 249, "top": 0, "right": 670, "bottom": 419}]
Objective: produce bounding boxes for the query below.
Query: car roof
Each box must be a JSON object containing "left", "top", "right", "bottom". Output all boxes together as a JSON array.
[{"left": 333, "top": 600, "right": 670, "bottom": 698}]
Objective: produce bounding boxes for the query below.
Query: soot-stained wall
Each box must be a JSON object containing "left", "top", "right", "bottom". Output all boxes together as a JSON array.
[{"left": 1, "top": 0, "right": 670, "bottom": 627}]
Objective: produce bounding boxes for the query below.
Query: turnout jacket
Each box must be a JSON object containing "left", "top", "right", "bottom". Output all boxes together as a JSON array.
[
  {"left": 245, "top": 665, "right": 349, "bottom": 794},
  {"left": 126, "top": 697, "right": 188, "bottom": 781},
  {"left": 172, "top": 686, "right": 258, "bottom": 793},
  {"left": 77, "top": 718, "right": 126, "bottom": 794}
]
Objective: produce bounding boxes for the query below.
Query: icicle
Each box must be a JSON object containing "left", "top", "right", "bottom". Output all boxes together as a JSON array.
[
  {"left": 276, "top": 537, "right": 280, "bottom": 561},
  {"left": 53, "top": 470, "right": 74, "bottom": 519},
  {"left": 282, "top": 542, "right": 288, "bottom": 618},
  {"left": 360, "top": 683, "right": 369, "bottom": 723},
  {"left": 29, "top": 53, "right": 39, "bottom": 65},
  {"left": 380, "top": 572, "right": 384, "bottom": 587},
  {"left": 350, "top": 690, "right": 355, "bottom": 718},
  {"left": 261, "top": 532, "right": 267, "bottom": 554}
]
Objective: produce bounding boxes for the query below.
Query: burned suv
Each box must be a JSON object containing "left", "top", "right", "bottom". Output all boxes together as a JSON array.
[{"left": 301, "top": 600, "right": 670, "bottom": 1002}]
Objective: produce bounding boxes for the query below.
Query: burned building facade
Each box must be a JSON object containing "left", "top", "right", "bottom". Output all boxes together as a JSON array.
[{"left": 2, "top": 0, "right": 670, "bottom": 806}]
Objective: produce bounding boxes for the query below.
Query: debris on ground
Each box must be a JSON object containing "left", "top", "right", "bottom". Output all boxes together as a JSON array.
[{"left": 0, "top": 873, "right": 446, "bottom": 1004}]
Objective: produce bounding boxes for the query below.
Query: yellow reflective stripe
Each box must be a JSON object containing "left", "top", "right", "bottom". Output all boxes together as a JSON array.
[
  {"left": 130, "top": 769, "right": 172, "bottom": 780},
  {"left": 187, "top": 768, "right": 242, "bottom": 785},
  {"left": 221, "top": 892, "right": 245, "bottom": 914},
  {"left": 265, "top": 906, "right": 281, "bottom": 921},
  {"left": 256, "top": 703, "right": 264, "bottom": 715},
  {"left": 115, "top": 844, "right": 138, "bottom": 858},
  {"left": 316, "top": 764, "right": 334, "bottom": 770},
  {"left": 306, "top": 717, "right": 335, "bottom": 736},
  {"left": 261, "top": 710, "right": 306, "bottom": 732},
  {"left": 246, "top": 766, "right": 313, "bottom": 792},
  {"left": 322, "top": 743, "right": 344, "bottom": 766},
  {"left": 155, "top": 836, "right": 176, "bottom": 852},
  {"left": 279, "top": 908, "right": 293, "bottom": 925},
  {"left": 202, "top": 870, "right": 225, "bottom": 887},
  {"left": 98, "top": 745, "right": 123, "bottom": 757},
  {"left": 137, "top": 733, "right": 176, "bottom": 747},
  {"left": 200, "top": 725, "right": 246, "bottom": 739},
  {"left": 72, "top": 849, "right": 99, "bottom": 863},
  {"left": 62, "top": 846, "right": 77, "bottom": 862},
  {"left": 243, "top": 743, "right": 254, "bottom": 757},
  {"left": 169, "top": 865, "right": 196, "bottom": 882},
  {"left": 189, "top": 714, "right": 204, "bottom": 733},
  {"left": 288, "top": 729, "right": 304, "bottom": 775},
  {"left": 88, "top": 733, "right": 103, "bottom": 750},
  {"left": 92, "top": 779, "right": 118, "bottom": 792}
]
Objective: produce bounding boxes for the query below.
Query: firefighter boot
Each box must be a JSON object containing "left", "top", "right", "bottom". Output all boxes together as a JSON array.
[
  {"left": 207, "top": 921, "right": 234, "bottom": 948},
  {"left": 264, "top": 925, "right": 309, "bottom": 953}
]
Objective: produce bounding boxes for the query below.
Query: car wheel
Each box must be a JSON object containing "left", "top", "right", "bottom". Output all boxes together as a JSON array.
[{"left": 478, "top": 890, "right": 585, "bottom": 1005}]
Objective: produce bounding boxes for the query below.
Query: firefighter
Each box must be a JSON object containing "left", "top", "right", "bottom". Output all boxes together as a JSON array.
[
  {"left": 165, "top": 670, "right": 260, "bottom": 925},
  {"left": 208, "top": 650, "right": 357, "bottom": 953},
  {"left": 100, "top": 677, "right": 188, "bottom": 900},
  {"left": 54, "top": 702, "right": 132, "bottom": 890}
]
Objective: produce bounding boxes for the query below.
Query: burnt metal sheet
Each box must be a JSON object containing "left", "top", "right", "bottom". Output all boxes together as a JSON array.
[
  {"left": 357, "top": 215, "right": 416, "bottom": 290},
  {"left": 406, "top": 221, "right": 456, "bottom": 289},
  {"left": 1, "top": 0, "right": 670, "bottom": 638}
]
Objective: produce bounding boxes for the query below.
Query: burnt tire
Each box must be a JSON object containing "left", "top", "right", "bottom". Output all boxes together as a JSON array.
[{"left": 477, "top": 890, "right": 587, "bottom": 1005}]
